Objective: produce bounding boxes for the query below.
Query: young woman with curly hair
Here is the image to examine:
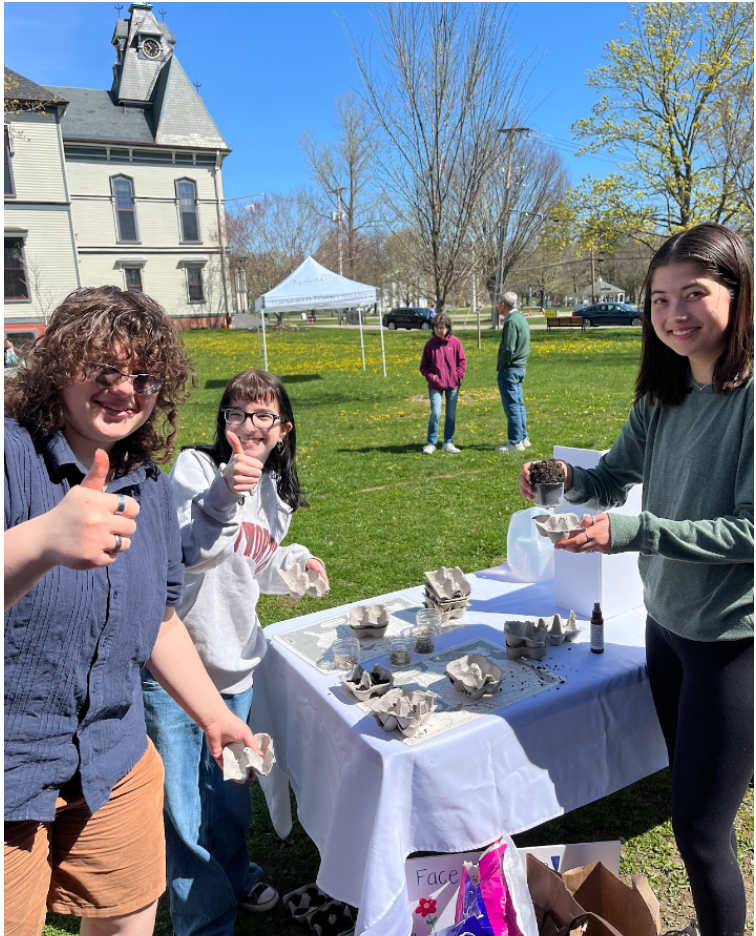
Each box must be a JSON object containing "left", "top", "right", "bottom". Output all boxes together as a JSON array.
[{"left": 4, "top": 286, "right": 263, "bottom": 936}]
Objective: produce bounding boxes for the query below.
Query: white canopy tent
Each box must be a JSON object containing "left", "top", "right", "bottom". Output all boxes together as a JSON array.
[{"left": 253, "top": 257, "right": 386, "bottom": 375}]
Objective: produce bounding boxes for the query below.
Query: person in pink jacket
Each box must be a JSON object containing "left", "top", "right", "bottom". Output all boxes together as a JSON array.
[{"left": 419, "top": 312, "right": 467, "bottom": 454}]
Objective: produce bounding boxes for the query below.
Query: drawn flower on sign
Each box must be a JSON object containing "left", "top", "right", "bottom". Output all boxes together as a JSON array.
[{"left": 415, "top": 897, "right": 437, "bottom": 918}]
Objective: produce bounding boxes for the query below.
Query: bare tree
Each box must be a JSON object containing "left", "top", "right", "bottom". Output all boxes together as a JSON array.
[
  {"left": 26, "top": 260, "right": 57, "bottom": 328},
  {"left": 301, "top": 94, "right": 381, "bottom": 281},
  {"left": 225, "top": 190, "right": 327, "bottom": 325},
  {"left": 379, "top": 228, "right": 432, "bottom": 307},
  {"left": 350, "top": 3, "right": 529, "bottom": 311},
  {"left": 471, "top": 141, "right": 569, "bottom": 303}
]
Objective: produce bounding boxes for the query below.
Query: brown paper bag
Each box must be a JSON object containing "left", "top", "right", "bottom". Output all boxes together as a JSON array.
[
  {"left": 526, "top": 855, "right": 624, "bottom": 936},
  {"left": 561, "top": 861, "right": 661, "bottom": 936}
]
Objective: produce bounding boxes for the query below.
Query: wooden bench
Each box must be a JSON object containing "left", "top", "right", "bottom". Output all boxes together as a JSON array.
[{"left": 544, "top": 311, "right": 586, "bottom": 331}]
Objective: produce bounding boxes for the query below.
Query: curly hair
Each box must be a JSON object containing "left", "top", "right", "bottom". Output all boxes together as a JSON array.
[
  {"left": 5, "top": 285, "right": 193, "bottom": 474},
  {"left": 189, "top": 370, "right": 308, "bottom": 511},
  {"left": 636, "top": 224, "right": 754, "bottom": 407}
]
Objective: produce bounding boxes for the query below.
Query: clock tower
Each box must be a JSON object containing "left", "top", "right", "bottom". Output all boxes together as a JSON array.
[{"left": 111, "top": 2, "right": 176, "bottom": 105}]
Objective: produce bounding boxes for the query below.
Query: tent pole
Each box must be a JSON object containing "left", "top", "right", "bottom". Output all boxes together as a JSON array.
[
  {"left": 377, "top": 298, "right": 387, "bottom": 378},
  {"left": 261, "top": 305, "right": 269, "bottom": 371},
  {"left": 358, "top": 308, "right": 366, "bottom": 371}
]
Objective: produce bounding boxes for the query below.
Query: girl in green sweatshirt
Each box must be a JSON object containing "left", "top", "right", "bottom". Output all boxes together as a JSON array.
[{"left": 520, "top": 224, "right": 753, "bottom": 936}]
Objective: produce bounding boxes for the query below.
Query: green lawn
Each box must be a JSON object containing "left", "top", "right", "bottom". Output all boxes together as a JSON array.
[{"left": 44, "top": 326, "right": 753, "bottom": 935}]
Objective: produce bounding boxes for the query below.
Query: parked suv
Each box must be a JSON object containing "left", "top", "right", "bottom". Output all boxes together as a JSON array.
[{"left": 382, "top": 307, "right": 433, "bottom": 330}]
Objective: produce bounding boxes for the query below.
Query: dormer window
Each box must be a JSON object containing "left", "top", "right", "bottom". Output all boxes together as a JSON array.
[{"left": 142, "top": 38, "right": 161, "bottom": 58}]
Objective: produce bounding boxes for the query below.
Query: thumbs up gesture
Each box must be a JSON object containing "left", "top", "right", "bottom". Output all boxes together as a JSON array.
[
  {"left": 221, "top": 430, "right": 264, "bottom": 495},
  {"left": 46, "top": 449, "right": 140, "bottom": 570}
]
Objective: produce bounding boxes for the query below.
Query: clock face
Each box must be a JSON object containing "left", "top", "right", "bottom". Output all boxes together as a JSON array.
[{"left": 143, "top": 38, "right": 161, "bottom": 59}]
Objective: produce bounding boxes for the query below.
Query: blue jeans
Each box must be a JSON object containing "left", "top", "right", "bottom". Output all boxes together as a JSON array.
[
  {"left": 427, "top": 387, "right": 459, "bottom": 445},
  {"left": 497, "top": 368, "right": 528, "bottom": 444},
  {"left": 142, "top": 673, "right": 262, "bottom": 936}
]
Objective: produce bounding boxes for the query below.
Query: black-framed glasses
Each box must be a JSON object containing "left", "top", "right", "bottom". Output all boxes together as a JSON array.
[
  {"left": 84, "top": 363, "right": 163, "bottom": 396},
  {"left": 222, "top": 408, "right": 281, "bottom": 430}
]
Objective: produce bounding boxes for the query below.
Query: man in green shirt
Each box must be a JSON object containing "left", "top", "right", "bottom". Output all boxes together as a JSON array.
[{"left": 496, "top": 292, "right": 531, "bottom": 452}]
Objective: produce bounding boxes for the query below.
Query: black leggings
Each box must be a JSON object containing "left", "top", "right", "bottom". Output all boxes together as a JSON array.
[{"left": 646, "top": 617, "right": 754, "bottom": 936}]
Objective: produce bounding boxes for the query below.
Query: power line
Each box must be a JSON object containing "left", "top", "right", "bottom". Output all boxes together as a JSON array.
[{"left": 530, "top": 132, "right": 622, "bottom": 166}]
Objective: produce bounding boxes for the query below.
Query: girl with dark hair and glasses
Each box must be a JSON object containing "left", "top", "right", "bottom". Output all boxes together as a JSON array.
[
  {"left": 520, "top": 224, "right": 753, "bottom": 936},
  {"left": 142, "top": 369, "right": 328, "bottom": 935},
  {"left": 4, "top": 287, "right": 261, "bottom": 936}
]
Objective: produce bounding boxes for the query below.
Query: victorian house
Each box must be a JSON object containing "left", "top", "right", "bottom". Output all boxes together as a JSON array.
[{"left": 5, "top": 2, "right": 234, "bottom": 346}]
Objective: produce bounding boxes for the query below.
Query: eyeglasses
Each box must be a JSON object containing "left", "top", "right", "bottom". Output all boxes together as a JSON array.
[
  {"left": 85, "top": 363, "right": 163, "bottom": 396},
  {"left": 222, "top": 408, "right": 281, "bottom": 430}
]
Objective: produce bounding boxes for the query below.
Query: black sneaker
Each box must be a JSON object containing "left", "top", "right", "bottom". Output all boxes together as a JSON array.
[
  {"left": 309, "top": 898, "right": 357, "bottom": 936},
  {"left": 662, "top": 923, "right": 700, "bottom": 936},
  {"left": 239, "top": 877, "right": 279, "bottom": 913}
]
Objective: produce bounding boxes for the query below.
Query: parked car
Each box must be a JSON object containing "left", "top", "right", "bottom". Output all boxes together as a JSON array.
[
  {"left": 572, "top": 302, "right": 643, "bottom": 327},
  {"left": 382, "top": 307, "right": 433, "bottom": 330}
]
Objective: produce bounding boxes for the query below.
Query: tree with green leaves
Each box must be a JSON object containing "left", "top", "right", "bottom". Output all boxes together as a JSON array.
[{"left": 572, "top": 2, "right": 753, "bottom": 239}]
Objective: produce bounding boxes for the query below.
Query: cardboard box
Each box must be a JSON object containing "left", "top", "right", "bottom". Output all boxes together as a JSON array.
[
  {"left": 552, "top": 446, "right": 644, "bottom": 619},
  {"left": 406, "top": 841, "right": 621, "bottom": 935}
]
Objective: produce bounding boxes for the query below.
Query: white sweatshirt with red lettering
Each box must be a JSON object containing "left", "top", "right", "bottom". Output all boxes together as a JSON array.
[{"left": 169, "top": 447, "right": 314, "bottom": 694}]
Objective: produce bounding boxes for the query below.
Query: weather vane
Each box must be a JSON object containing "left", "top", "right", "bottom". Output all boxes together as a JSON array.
[
  {"left": 158, "top": 8, "right": 168, "bottom": 20},
  {"left": 192, "top": 80, "right": 202, "bottom": 94},
  {"left": 114, "top": 4, "right": 124, "bottom": 13}
]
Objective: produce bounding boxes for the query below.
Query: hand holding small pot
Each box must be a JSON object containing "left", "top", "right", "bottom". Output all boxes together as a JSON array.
[
  {"left": 519, "top": 460, "right": 573, "bottom": 501},
  {"left": 554, "top": 513, "right": 611, "bottom": 554}
]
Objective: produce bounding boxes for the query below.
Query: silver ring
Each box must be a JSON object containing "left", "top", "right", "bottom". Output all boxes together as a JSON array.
[
  {"left": 112, "top": 534, "right": 123, "bottom": 555},
  {"left": 588, "top": 516, "right": 597, "bottom": 526},
  {"left": 114, "top": 494, "right": 126, "bottom": 515},
  {"left": 584, "top": 531, "right": 591, "bottom": 543}
]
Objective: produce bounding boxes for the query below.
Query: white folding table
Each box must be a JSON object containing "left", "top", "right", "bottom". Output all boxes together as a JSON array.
[{"left": 251, "top": 566, "right": 667, "bottom": 936}]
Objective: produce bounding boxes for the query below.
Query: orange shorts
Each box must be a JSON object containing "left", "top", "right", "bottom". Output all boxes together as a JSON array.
[{"left": 4, "top": 739, "right": 166, "bottom": 936}]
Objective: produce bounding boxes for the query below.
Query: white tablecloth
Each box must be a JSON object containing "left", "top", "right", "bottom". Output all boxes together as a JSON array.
[{"left": 251, "top": 567, "right": 667, "bottom": 936}]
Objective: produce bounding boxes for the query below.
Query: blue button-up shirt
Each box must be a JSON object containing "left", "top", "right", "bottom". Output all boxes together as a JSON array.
[{"left": 4, "top": 418, "right": 183, "bottom": 821}]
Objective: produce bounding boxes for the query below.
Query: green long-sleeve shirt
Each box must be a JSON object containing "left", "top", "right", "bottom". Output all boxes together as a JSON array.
[
  {"left": 565, "top": 377, "right": 753, "bottom": 642},
  {"left": 497, "top": 310, "right": 530, "bottom": 370}
]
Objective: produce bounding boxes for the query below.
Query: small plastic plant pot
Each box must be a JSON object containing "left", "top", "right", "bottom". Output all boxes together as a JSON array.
[
  {"left": 533, "top": 482, "right": 564, "bottom": 508},
  {"left": 332, "top": 637, "right": 360, "bottom": 670}
]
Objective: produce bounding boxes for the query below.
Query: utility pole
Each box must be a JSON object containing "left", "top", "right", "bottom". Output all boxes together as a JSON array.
[
  {"left": 494, "top": 126, "right": 531, "bottom": 328},
  {"left": 330, "top": 187, "right": 345, "bottom": 277},
  {"left": 473, "top": 271, "right": 481, "bottom": 350},
  {"left": 590, "top": 248, "right": 596, "bottom": 304}
]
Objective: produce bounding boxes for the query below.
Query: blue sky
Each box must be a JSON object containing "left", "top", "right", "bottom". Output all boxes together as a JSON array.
[{"left": 5, "top": 2, "right": 630, "bottom": 202}]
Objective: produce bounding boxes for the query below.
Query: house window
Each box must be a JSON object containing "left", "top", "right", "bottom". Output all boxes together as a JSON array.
[
  {"left": 177, "top": 180, "right": 200, "bottom": 242},
  {"left": 4, "top": 128, "right": 15, "bottom": 196},
  {"left": 187, "top": 266, "right": 205, "bottom": 303},
  {"left": 124, "top": 267, "right": 143, "bottom": 292},
  {"left": 4, "top": 238, "right": 29, "bottom": 300},
  {"left": 111, "top": 176, "right": 138, "bottom": 242}
]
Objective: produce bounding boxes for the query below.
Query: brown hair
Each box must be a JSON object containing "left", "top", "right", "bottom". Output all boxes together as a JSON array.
[
  {"left": 433, "top": 312, "right": 453, "bottom": 335},
  {"left": 194, "top": 369, "right": 308, "bottom": 511},
  {"left": 635, "top": 223, "right": 753, "bottom": 407},
  {"left": 4, "top": 285, "right": 193, "bottom": 474}
]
